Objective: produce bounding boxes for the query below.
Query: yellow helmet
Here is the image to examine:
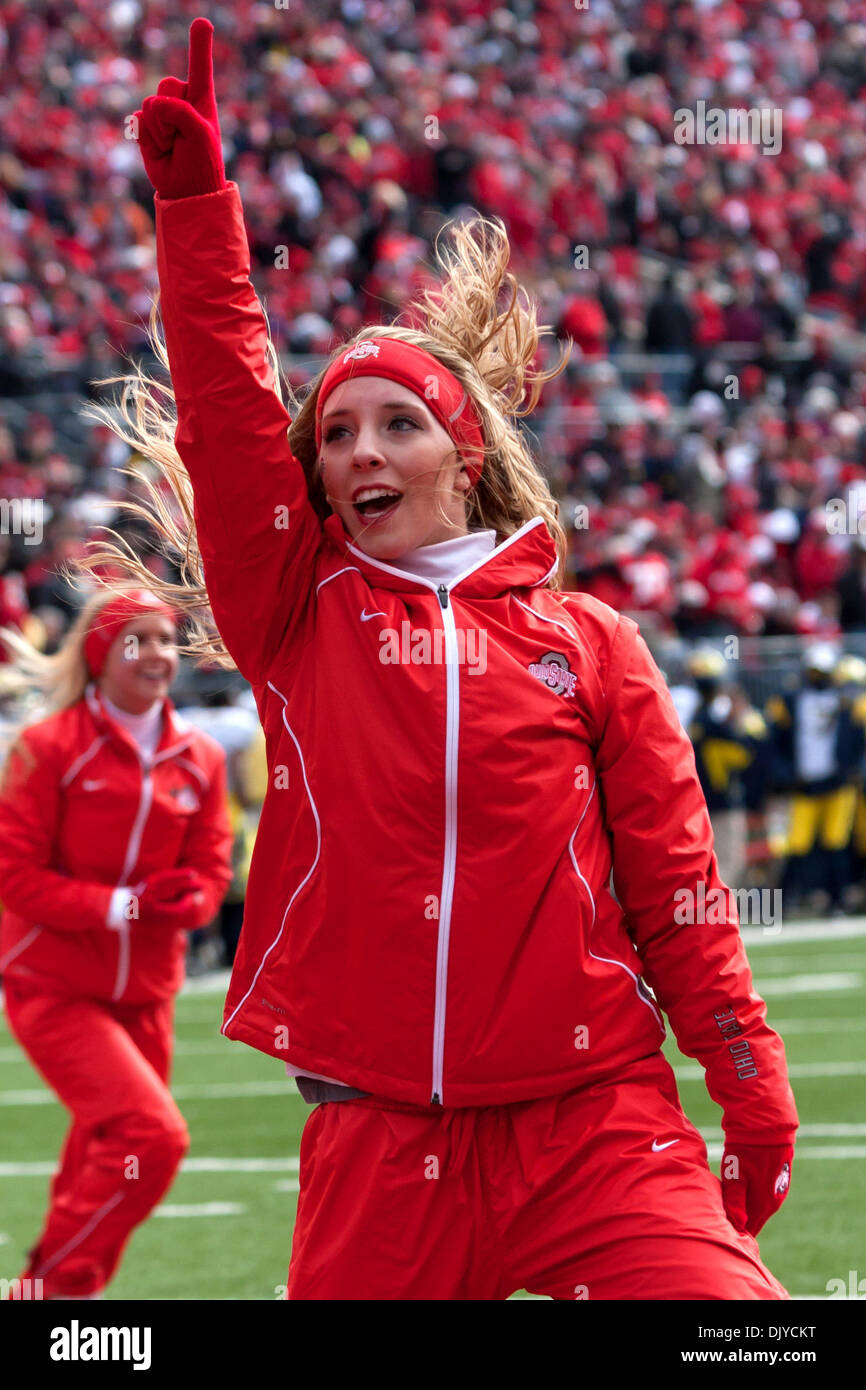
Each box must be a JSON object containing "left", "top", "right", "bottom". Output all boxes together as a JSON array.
[
  {"left": 686, "top": 648, "right": 727, "bottom": 681},
  {"left": 834, "top": 654, "right": 866, "bottom": 687}
]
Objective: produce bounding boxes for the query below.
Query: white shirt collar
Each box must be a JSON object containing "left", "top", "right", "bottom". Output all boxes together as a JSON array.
[
  {"left": 100, "top": 691, "right": 164, "bottom": 731},
  {"left": 387, "top": 530, "right": 498, "bottom": 586}
]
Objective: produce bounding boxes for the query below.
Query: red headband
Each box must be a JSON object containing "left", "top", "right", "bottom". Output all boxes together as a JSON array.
[
  {"left": 84, "top": 591, "right": 179, "bottom": 678},
  {"left": 315, "top": 338, "right": 486, "bottom": 486}
]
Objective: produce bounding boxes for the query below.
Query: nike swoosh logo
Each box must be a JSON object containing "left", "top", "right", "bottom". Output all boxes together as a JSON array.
[
  {"left": 651, "top": 1138, "right": 680, "bottom": 1152},
  {"left": 82, "top": 779, "right": 106, "bottom": 791},
  {"left": 360, "top": 609, "right": 386, "bottom": 622}
]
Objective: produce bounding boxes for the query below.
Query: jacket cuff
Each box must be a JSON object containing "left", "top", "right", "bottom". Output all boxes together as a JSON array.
[
  {"left": 107, "top": 887, "right": 134, "bottom": 930},
  {"left": 723, "top": 1126, "right": 799, "bottom": 1147},
  {"left": 155, "top": 182, "right": 235, "bottom": 210}
]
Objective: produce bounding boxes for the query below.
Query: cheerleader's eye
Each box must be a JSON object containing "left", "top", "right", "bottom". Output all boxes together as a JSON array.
[{"left": 325, "top": 415, "right": 420, "bottom": 442}]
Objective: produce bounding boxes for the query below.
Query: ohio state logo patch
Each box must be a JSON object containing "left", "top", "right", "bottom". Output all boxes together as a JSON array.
[
  {"left": 528, "top": 651, "right": 577, "bottom": 698},
  {"left": 170, "top": 786, "right": 201, "bottom": 812},
  {"left": 343, "top": 342, "right": 381, "bottom": 364},
  {"left": 774, "top": 1162, "right": 791, "bottom": 1196}
]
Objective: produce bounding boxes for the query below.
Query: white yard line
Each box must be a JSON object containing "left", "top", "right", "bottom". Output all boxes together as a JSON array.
[
  {"left": 742, "top": 918, "right": 866, "bottom": 944},
  {"left": 762, "top": 1018, "right": 866, "bottom": 1033},
  {"left": 675, "top": 1060, "right": 866, "bottom": 1081},
  {"left": 0, "top": 1040, "right": 239, "bottom": 1063},
  {"left": 2, "top": 1058, "right": 865, "bottom": 1107},
  {"left": 756, "top": 972, "right": 863, "bottom": 995},
  {"left": 750, "top": 954, "right": 866, "bottom": 973},
  {"left": 0, "top": 1079, "right": 302, "bottom": 1106},
  {"left": 1, "top": 1135, "right": 864, "bottom": 1182},
  {"left": 179, "top": 970, "right": 233, "bottom": 996},
  {"left": 0, "top": 1014, "right": 862, "bottom": 1063},
  {"left": 0, "top": 1156, "right": 301, "bottom": 1177},
  {"left": 699, "top": 1123, "right": 866, "bottom": 1140},
  {"left": 705, "top": 1143, "right": 866, "bottom": 1160}
]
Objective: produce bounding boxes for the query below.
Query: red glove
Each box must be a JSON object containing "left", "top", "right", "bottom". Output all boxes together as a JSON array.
[
  {"left": 721, "top": 1142, "right": 794, "bottom": 1237},
  {"left": 147, "top": 868, "right": 204, "bottom": 903},
  {"left": 134, "top": 17, "right": 226, "bottom": 200},
  {"left": 127, "top": 868, "right": 208, "bottom": 930}
]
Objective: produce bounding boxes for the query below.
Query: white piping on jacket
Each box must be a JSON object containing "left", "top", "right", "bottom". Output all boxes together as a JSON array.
[
  {"left": 512, "top": 595, "right": 581, "bottom": 646},
  {"left": 150, "top": 737, "right": 194, "bottom": 766},
  {"left": 316, "top": 565, "right": 361, "bottom": 595},
  {"left": 568, "top": 781, "right": 665, "bottom": 1034},
  {"left": 530, "top": 557, "right": 558, "bottom": 588},
  {"left": 60, "top": 736, "right": 107, "bottom": 788},
  {"left": 174, "top": 757, "right": 208, "bottom": 792},
  {"left": 222, "top": 680, "right": 321, "bottom": 1035},
  {"left": 0, "top": 925, "right": 43, "bottom": 972}
]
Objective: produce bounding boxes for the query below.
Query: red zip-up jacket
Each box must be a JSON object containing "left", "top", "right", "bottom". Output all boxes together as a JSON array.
[
  {"left": 0, "top": 684, "right": 233, "bottom": 1005},
  {"left": 155, "top": 183, "right": 797, "bottom": 1139}
]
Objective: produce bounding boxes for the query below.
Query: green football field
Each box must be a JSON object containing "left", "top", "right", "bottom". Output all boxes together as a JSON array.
[{"left": 1, "top": 920, "right": 863, "bottom": 1301}]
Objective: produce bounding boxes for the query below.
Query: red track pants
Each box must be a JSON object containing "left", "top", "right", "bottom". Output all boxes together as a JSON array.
[
  {"left": 3, "top": 978, "right": 189, "bottom": 1298},
  {"left": 287, "top": 1053, "right": 789, "bottom": 1300}
]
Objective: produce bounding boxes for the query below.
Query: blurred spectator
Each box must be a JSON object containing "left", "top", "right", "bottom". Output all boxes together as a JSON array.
[{"left": 644, "top": 272, "right": 693, "bottom": 353}]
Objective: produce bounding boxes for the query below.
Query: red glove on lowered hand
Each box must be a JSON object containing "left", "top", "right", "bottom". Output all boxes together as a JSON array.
[
  {"left": 134, "top": 17, "right": 226, "bottom": 199},
  {"left": 127, "top": 868, "right": 208, "bottom": 930},
  {"left": 147, "top": 868, "right": 204, "bottom": 903},
  {"left": 721, "top": 1142, "right": 794, "bottom": 1237}
]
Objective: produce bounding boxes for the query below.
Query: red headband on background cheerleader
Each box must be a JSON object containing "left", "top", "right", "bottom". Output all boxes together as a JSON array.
[
  {"left": 84, "top": 591, "right": 179, "bottom": 677},
  {"left": 315, "top": 339, "right": 486, "bottom": 486}
]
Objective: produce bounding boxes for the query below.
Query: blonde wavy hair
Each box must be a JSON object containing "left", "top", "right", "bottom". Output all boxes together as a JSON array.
[{"left": 77, "top": 213, "right": 572, "bottom": 669}]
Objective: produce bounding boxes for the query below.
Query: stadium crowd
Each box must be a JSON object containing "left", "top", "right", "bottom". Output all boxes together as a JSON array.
[
  {"left": 4, "top": 1, "right": 866, "bottom": 644},
  {"left": 4, "top": 0, "right": 866, "bottom": 929}
]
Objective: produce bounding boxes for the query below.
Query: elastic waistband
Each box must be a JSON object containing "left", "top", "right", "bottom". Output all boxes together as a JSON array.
[
  {"left": 295, "top": 1077, "right": 370, "bottom": 1105},
  {"left": 297, "top": 1052, "right": 673, "bottom": 1113}
]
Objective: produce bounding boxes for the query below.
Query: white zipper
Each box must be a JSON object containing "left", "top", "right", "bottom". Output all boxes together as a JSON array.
[
  {"left": 111, "top": 754, "right": 154, "bottom": 1003},
  {"left": 431, "top": 582, "right": 460, "bottom": 1105},
  {"left": 341, "top": 561, "right": 462, "bottom": 1104},
  {"left": 341, "top": 545, "right": 503, "bottom": 1105}
]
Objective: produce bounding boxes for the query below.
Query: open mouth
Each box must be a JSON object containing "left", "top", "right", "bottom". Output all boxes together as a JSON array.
[{"left": 352, "top": 487, "right": 403, "bottom": 524}]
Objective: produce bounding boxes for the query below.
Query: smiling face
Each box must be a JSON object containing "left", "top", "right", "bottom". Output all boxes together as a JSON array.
[
  {"left": 98, "top": 612, "right": 179, "bottom": 714},
  {"left": 319, "top": 376, "right": 473, "bottom": 559}
]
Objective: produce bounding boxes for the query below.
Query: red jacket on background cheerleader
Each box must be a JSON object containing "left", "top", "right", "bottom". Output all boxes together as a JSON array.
[
  {"left": 153, "top": 180, "right": 797, "bottom": 1143},
  {"left": 0, "top": 682, "right": 233, "bottom": 1004}
]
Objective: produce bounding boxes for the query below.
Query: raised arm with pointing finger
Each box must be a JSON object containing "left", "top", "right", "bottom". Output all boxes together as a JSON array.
[{"left": 134, "top": 18, "right": 324, "bottom": 685}]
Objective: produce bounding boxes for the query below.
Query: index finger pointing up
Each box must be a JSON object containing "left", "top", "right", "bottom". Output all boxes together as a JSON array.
[{"left": 186, "top": 16, "right": 215, "bottom": 111}]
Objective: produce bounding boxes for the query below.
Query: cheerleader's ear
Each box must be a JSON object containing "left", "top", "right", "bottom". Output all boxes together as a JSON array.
[{"left": 455, "top": 458, "right": 473, "bottom": 494}]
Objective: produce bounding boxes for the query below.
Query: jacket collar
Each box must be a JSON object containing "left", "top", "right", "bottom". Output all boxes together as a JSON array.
[
  {"left": 322, "top": 513, "right": 558, "bottom": 597},
  {"left": 84, "top": 682, "right": 194, "bottom": 762}
]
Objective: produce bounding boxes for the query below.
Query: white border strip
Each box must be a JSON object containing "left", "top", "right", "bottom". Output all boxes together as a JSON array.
[{"left": 222, "top": 680, "right": 321, "bottom": 1034}]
